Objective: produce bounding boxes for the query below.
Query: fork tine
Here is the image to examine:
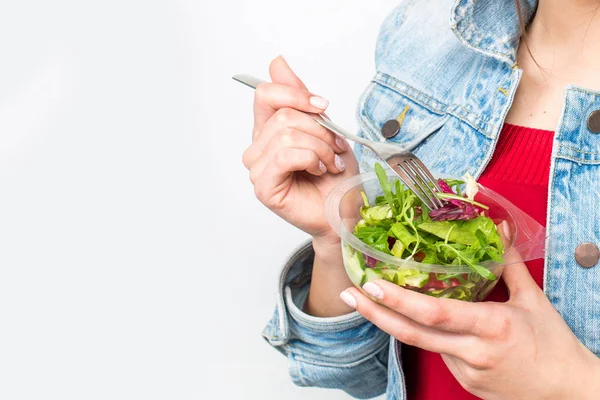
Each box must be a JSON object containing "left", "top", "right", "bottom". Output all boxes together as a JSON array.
[
  {"left": 405, "top": 159, "right": 445, "bottom": 208},
  {"left": 391, "top": 162, "right": 436, "bottom": 210},
  {"left": 397, "top": 162, "right": 440, "bottom": 210},
  {"left": 411, "top": 157, "right": 443, "bottom": 193},
  {"left": 404, "top": 158, "right": 439, "bottom": 206}
]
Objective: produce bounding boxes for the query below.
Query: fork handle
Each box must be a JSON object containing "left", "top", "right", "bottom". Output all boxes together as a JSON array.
[
  {"left": 313, "top": 117, "right": 375, "bottom": 148},
  {"left": 232, "top": 74, "right": 374, "bottom": 148}
]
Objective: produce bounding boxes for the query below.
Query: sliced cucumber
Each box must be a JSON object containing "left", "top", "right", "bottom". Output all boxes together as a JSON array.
[
  {"left": 390, "top": 240, "right": 405, "bottom": 258},
  {"left": 361, "top": 204, "right": 393, "bottom": 225},
  {"left": 345, "top": 252, "right": 366, "bottom": 286},
  {"left": 365, "top": 268, "right": 383, "bottom": 282},
  {"left": 380, "top": 268, "right": 429, "bottom": 288},
  {"left": 425, "top": 289, "right": 445, "bottom": 297},
  {"left": 403, "top": 273, "right": 430, "bottom": 288}
]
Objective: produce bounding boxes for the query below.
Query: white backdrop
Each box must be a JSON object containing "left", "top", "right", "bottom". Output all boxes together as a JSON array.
[{"left": 0, "top": 1, "right": 397, "bottom": 398}]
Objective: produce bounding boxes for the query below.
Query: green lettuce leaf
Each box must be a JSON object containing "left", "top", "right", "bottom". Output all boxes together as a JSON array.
[{"left": 389, "top": 222, "right": 418, "bottom": 250}]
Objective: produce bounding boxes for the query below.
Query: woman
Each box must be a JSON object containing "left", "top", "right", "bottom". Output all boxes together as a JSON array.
[{"left": 243, "top": 0, "right": 600, "bottom": 398}]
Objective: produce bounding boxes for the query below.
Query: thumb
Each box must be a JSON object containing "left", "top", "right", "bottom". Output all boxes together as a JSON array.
[
  {"left": 498, "top": 221, "right": 539, "bottom": 299},
  {"left": 269, "top": 56, "right": 309, "bottom": 90}
]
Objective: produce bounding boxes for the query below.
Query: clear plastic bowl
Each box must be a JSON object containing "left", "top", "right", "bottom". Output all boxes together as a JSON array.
[{"left": 325, "top": 171, "right": 546, "bottom": 302}]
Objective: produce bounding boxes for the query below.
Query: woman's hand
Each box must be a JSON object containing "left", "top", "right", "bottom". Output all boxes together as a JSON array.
[
  {"left": 243, "top": 56, "right": 359, "bottom": 246},
  {"left": 339, "top": 233, "right": 600, "bottom": 399}
]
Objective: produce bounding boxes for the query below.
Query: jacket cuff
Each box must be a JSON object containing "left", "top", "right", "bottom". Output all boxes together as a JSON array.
[{"left": 262, "top": 240, "right": 389, "bottom": 364}]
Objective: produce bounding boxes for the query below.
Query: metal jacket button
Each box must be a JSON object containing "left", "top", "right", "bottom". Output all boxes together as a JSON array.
[
  {"left": 587, "top": 110, "right": 600, "bottom": 133},
  {"left": 382, "top": 119, "right": 400, "bottom": 139},
  {"left": 575, "top": 242, "right": 600, "bottom": 268}
]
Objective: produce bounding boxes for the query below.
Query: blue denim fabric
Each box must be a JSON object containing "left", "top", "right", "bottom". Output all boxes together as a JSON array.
[
  {"left": 263, "top": 0, "right": 600, "bottom": 398},
  {"left": 262, "top": 242, "right": 390, "bottom": 399}
]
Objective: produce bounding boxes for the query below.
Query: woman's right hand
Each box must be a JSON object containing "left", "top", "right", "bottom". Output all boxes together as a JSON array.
[{"left": 242, "top": 56, "right": 359, "bottom": 248}]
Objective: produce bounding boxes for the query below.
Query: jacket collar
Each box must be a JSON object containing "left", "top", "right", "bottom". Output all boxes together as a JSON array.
[{"left": 450, "top": 0, "right": 537, "bottom": 65}]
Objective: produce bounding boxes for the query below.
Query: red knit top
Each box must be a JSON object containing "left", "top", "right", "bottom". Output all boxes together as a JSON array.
[{"left": 403, "top": 123, "right": 555, "bottom": 400}]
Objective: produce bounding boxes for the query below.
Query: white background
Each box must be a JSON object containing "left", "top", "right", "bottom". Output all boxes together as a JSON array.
[{"left": 0, "top": 1, "right": 397, "bottom": 398}]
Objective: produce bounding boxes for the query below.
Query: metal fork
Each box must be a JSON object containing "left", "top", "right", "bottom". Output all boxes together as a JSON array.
[{"left": 232, "top": 74, "right": 444, "bottom": 210}]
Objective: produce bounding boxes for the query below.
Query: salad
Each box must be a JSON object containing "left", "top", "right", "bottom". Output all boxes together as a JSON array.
[{"left": 344, "top": 163, "right": 504, "bottom": 301}]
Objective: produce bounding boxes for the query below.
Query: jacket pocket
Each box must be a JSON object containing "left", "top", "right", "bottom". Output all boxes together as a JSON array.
[{"left": 356, "top": 73, "right": 449, "bottom": 151}]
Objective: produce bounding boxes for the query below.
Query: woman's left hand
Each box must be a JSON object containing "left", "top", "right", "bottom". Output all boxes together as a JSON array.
[{"left": 340, "top": 250, "right": 600, "bottom": 399}]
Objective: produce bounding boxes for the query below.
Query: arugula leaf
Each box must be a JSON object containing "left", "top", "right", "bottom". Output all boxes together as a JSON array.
[
  {"left": 355, "top": 223, "right": 392, "bottom": 255},
  {"left": 422, "top": 203, "right": 430, "bottom": 220},
  {"left": 444, "top": 179, "right": 465, "bottom": 188},
  {"left": 360, "top": 190, "right": 370, "bottom": 207},
  {"left": 420, "top": 248, "right": 438, "bottom": 264},
  {"left": 375, "top": 163, "right": 396, "bottom": 214},
  {"left": 474, "top": 228, "right": 504, "bottom": 263},
  {"left": 436, "top": 193, "right": 489, "bottom": 210},
  {"left": 475, "top": 229, "right": 489, "bottom": 247},
  {"left": 394, "top": 180, "right": 404, "bottom": 211},
  {"left": 353, "top": 167, "right": 504, "bottom": 284},
  {"left": 438, "top": 243, "right": 496, "bottom": 280},
  {"left": 437, "top": 272, "right": 465, "bottom": 281},
  {"left": 485, "top": 246, "right": 504, "bottom": 263},
  {"left": 375, "top": 195, "right": 387, "bottom": 205},
  {"left": 373, "top": 234, "right": 392, "bottom": 254},
  {"left": 404, "top": 208, "right": 422, "bottom": 256}
]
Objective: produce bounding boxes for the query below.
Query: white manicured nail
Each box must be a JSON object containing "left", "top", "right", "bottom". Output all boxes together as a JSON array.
[
  {"left": 502, "top": 221, "right": 511, "bottom": 241},
  {"left": 335, "top": 155, "right": 346, "bottom": 172},
  {"left": 309, "top": 96, "right": 329, "bottom": 109},
  {"left": 318, "top": 160, "right": 327, "bottom": 174},
  {"left": 335, "top": 136, "right": 347, "bottom": 151},
  {"left": 363, "top": 282, "right": 383, "bottom": 299},
  {"left": 339, "top": 291, "right": 356, "bottom": 309}
]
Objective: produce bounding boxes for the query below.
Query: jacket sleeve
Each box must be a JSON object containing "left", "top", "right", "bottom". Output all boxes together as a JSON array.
[{"left": 262, "top": 241, "right": 390, "bottom": 399}]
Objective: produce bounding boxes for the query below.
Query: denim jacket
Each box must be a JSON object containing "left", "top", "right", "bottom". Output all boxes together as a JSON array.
[{"left": 262, "top": 1, "right": 600, "bottom": 398}]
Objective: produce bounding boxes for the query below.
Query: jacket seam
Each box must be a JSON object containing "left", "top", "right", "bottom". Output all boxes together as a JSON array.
[
  {"left": 543, "top": 89, "right": 570, "bottom": 296},
  {"left": 374, "top": 73, "right": 448, "bottom": 115},
  {"left": 559, "top": 144, "right": 600, "bottom": 155},
  {"left": 544, "top": 161, "right": 557, "bottom": 298},
  {"left": 450, "top": 0, "right": 516, "bottom": 65},
  {"left": 373, "top": 72, "right": 495, "bottom": 138},
  {"left": 290, "top": 334, "right": 390, "bottom": 368},
  {"left": 292, "top": 353, "right": 307, "bottom": 386},
  {"left": 553, "top": 154, "right": 600, "bottom": 165}
]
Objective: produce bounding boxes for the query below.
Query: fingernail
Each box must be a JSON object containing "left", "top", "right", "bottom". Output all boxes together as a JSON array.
[
  {"left": 502, "top": 221, "right": 511, "bottom": 241},
  {"left": 335, "top": 155, "right": 346, "bottom": 172},
  {"left": 335, "top": 136, "right": 347, "bottom": 151},
  {"left": 318, "top": 160, "right": 327, "bottom": 174},
  {"left": 363, "top": 282, "right": 383, "bottom": 299},
  {"left": 339, "top": 291, "right": 357, "bottom": 309},
  {"left": 309, "top": 96, "right": 329, "bottom": 109}
]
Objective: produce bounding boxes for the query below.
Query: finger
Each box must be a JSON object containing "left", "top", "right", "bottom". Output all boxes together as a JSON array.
[
  {"left": 360, "top": 279, "right": 494, "bottom": 337},
  {"left": 498, "top": 221, "right": 539, "bottom": 299},
  {"left": 250, "top": 129, "right": 346, "bottom": 183},
  {"left": 243, "top": 108, "right": 346, "bottom": 169},
  {"left": 269, "top": 56, "right": 308, "bottom": 90},
  {"left": 253, "top": 83, "right": 329, "bottom": 138},
  {"left": 252, "top": 148, "right": 325, "bottom": 205},
  {"left": 258, "top": 108, "right": 345, "bottom": 152},
  {"left": 342, "top": 287, "right": 471, "bottom": 357},
  {"left": 502, "top": 261, "right": 540, "bottom": 302}
]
